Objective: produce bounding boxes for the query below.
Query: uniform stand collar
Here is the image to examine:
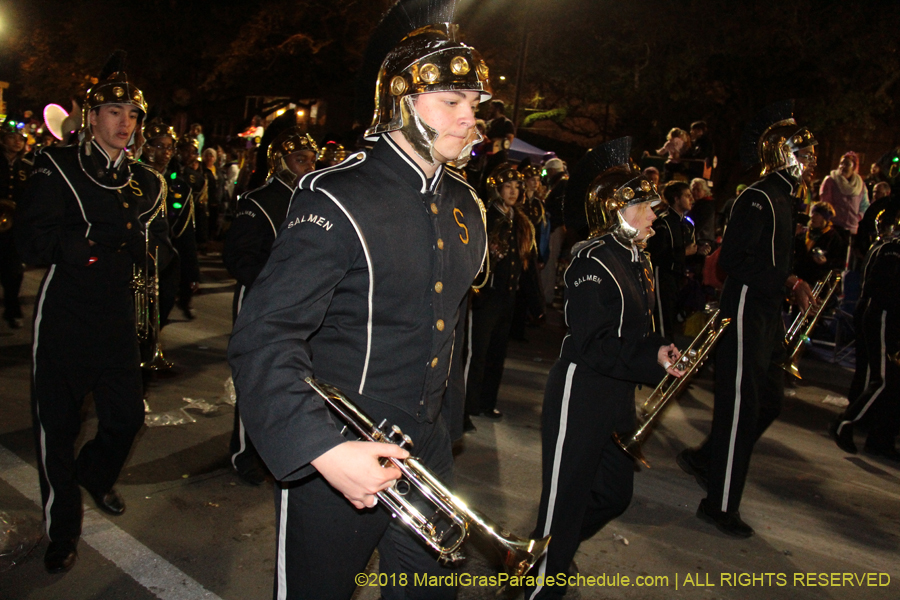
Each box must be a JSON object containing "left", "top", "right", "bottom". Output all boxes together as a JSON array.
[{"left": 375, "top": 134, "right": 444, "bottom": 195}]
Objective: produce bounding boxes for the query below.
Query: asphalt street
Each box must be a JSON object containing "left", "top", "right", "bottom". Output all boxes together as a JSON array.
[{"left": 1, "top": 255, "right": 898, "bottom": 600}]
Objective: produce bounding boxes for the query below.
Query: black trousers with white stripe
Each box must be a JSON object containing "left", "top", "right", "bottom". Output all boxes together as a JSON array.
[
  {"left": 837, "top": 308, "right": 900, "bottom": 446},
  {"left": 272, "top": 412, "right": 457, "bottom": 600},
  {"left": 32, "top": 348, "right": 144, "bottom": 542},
  {"left": 700, "top": 281, "right": 785, "bottom": 515},
  {"left": 654, "top": 267, "right": 679, "bottom": 339},
  {"left": 526, "top": 361, "right": 635, "bottom": 600}
]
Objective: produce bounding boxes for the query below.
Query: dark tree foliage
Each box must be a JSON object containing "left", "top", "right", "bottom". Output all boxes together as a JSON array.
[{"left": 3, "top": 0, "right": 899, "bottom": 184}]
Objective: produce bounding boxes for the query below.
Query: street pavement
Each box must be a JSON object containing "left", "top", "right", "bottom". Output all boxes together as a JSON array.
[{"left": 1, "top": 255, "right": 898, "bottom": 600}]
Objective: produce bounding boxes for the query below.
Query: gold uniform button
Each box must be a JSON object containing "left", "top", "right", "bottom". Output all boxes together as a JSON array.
[
  {"left": 126, "top": 222, "right": 133, "bottom": 229},
  {"left": 437, "top": 238, "right": 444, "bottom": 250},
  {"left": 431, "top": 357, "right": 438, "bottom": 368},
  {"left": 122, "top": 202, "right": 129, "bottom": 208},
  {"left": 436, "top": 319, "right": 445, "bottom": 331},
  {"left": 435, "top": 282, "right": 443, "bottom": 293},
  {"left": 430, "top": 203, "right": 438, "bottom": 214}
]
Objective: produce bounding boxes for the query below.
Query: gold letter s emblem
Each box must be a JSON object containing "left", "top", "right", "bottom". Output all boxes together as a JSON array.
[
  {"left": 454, "top": 208, "right": 469, "bottom": 245},
  {"left": 128, "top": 179, "right": 144, "bottom": 197}
]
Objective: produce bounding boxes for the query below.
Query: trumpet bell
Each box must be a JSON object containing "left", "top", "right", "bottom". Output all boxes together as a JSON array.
[
  {"left": 612, "top": 432, "right": 649, "bottom": 469},
  {"left": 141, "top": 344, "right": 173, "bottom": 370}
]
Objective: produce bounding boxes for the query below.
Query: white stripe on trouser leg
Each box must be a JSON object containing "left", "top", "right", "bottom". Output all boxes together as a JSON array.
[
  {"left": 654, "top": 267, "right": 664, "bottom": 337},
  {"left": 231, "top": 418, "right": 248, "bottom": 469},
  {"left": 277, "top": 487, "right": 289, "bottom": 600},
  {"left": 722, "top": 285, "right": 748, "bottom": 512},
  {"left": 33, "top": 265, "right": 57, "bottom": 538},
  {"left": 463, "top": 308, "right": 473, "bottom": 385},
  {"left": 528, "top": 362, "right": 576, "bottom": 600},
  {"left": 840, "top": 311, "right": 888, "bottom": 430}
]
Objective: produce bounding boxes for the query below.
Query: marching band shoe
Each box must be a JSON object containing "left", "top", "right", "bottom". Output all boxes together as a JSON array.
[
  {"left": 830, "top": 421, "right": 857, "bottom": 454},
  {"left": 482, "top": 409, "right": 503, "bottom": 420},
  {"left": 696, "top": 499, "right": 754, "bottom": 538},
  {"left": 676, "top": 449, "right": 709, "bottom": 492},
  {"left": 179, "top": 305, "right": 196, "bottom": 321},
  {"left": 235, "top": 464, "right": 267, "bottom": 486},
  {"left": 44, "top": 539, "right": 78, "bottom": 574},
  {"left": 88, "top": 487, "right": 126, "bottom": 515},
  {"left": 863, "top": 442, "right": 900, "bottom": 462},
  {"left": 463, "top": 415, "right": 477, "bottom": 433}
]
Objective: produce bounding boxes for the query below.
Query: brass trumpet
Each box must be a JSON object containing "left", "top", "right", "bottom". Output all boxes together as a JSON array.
[
  {"left": 779, "top": 270, "right": 841, "bottom": 379},
  {"left": 614, "top": 310, "right": 731, "bottom": 468},
  {"left": 304, "top": 377, "right": 550, "bottom": 576}
]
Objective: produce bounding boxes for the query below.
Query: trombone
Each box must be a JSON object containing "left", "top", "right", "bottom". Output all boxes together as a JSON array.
[
  {"left": 614, "top": 310, "right": 731, "bottom": 468},
  {"left": 304, "top": 377, "right": 550, "bottom": 576},
  {"left": 779, "top": 270, "right": 841, "bottom": 379}
]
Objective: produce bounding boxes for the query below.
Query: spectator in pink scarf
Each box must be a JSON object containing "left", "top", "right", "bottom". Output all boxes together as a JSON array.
[{"left": 820, "top": 151, "right": 870, "bottom": 239}]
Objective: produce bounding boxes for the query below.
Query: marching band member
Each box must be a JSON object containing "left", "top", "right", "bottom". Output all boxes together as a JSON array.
[
  {"left": 527, "top": 137, "right": 683, "bottom": 600},
  {"left": 647, "top": 180, "right": 697, "bottom": 338},
  {"left": 223, "top": 113, "right": 318, "bottom": 485},
  {"left": 15, "top": 53, "right": 168, "bottom": 573},
  {"left": 169, "top": 136, "right": 204, "bottom": 319},
  {"left": 832, "top": 206, "right": 900, "bottom": 461},
  {"left": 465, "top": 163, "right": 533, "bottom": 422},
  {"left": 141, "top": 121, "right": 181, "bottom": 326},
  {"left": 677, "top": 102, "right": 816, "bottom": 537},
  {"left": 0, "top": 122, "right": 31, "bottom": 329},
  {"left": 227, "top": 1, "right": 490, "bottom": 597}
]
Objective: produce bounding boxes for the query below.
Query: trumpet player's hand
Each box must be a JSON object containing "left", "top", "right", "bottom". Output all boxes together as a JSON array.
[
  {"left": 658, "top": 344, "right": 685, "bottom": 378},
  {"left": 311, "top": 441, "right": 408, "bottom": 510},
  {"left": 788, "top": 276, "right": 815, "bottom": 312}
]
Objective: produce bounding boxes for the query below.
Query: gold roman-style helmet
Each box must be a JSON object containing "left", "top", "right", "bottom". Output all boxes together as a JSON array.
[
  {"left": 143, "top": 121, "right": 176, "bottom": 143},
  {"left": 317, "top": 141, "right": 348, "bottom": 165},
  {"left": 741, "top": 101, "right": 817, "bottom": 177},
  {"left": 875, "top": 206, "right": 900, "bottom": 239},
  {"left": 81, "top": 51, "right": 148, "bottom": 153},
  {"left": 519, "top": 164, "right": 542, "bottom": 179},
  {"left": 359, "top": 1, "right": 492, "bottom": 166},
  {"left": 486, "top": 162, "right": 525, "bottom": 191},
  {"left": 267, "top": 128, "right": 318, "bottom": 185},
  {"left": 758, "top": 119, "right": 817, "bottom": 177},
  {"left": 565, "top": 137, "right": 661, "bottom": 242}
]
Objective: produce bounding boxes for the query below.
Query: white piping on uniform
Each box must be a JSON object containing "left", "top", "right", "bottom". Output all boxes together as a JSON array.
[
  {"left": 745, "top": 187, "right": 777, "bottom": 268},
  {"left": 303, "top": 152, "right": 368, "bottom": 191},
  {"left": 529, "top": 361, "right": 577, "bottom": 600},
  {"left": 32, "top": 265, "right": 57, "bottom": 537},
  {"left": 589, "top": 256, "right": 625, "bottom": 336},
  {"left": 382, "top": 134, "right": 427, "bottom": 193},
  {"left": 46, "top": 154, "right": 92, "bottom": 238},
  {"left": 248, "top": 197, "right": 277, "bottom": 237},
  {"left": 722, "top": 284, "right": 748, "bottom": 511},
  {"left": 317, "top": 188, "right": 375, "bottom": 394},
  {"left": 277, "top": 487, "right": 289, "bottom": 600}
]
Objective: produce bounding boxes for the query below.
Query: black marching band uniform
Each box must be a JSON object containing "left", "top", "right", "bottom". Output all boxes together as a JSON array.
[
  {"left": 223, "top": 114, "right": 319, "bottom": 483},
  {"left": 833, "top": 207, "right": 900, "bottom": 459},
  {"left": 167, "top": 138, "right": 204, "bottom": 320},
  {"left": 527, "top": 138, "right": 671, "bottom": 600},
  {"left": 15, "top": 63, "right": 169, "bottom": 572},
  {"left": 647, "top": 187, "right": 694, "bottom": 339},
  {"left": 227, "top": 4, "right": 490, "bottom": 598},
  {"left": 465, "top": 164, "right": 533, "bottom": 420},
  {"left": 1, "top": 123, "right": 31, "bottom": 328},
  {"left": 678, "top": 103, "right": 818, "bottom": 536}
]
